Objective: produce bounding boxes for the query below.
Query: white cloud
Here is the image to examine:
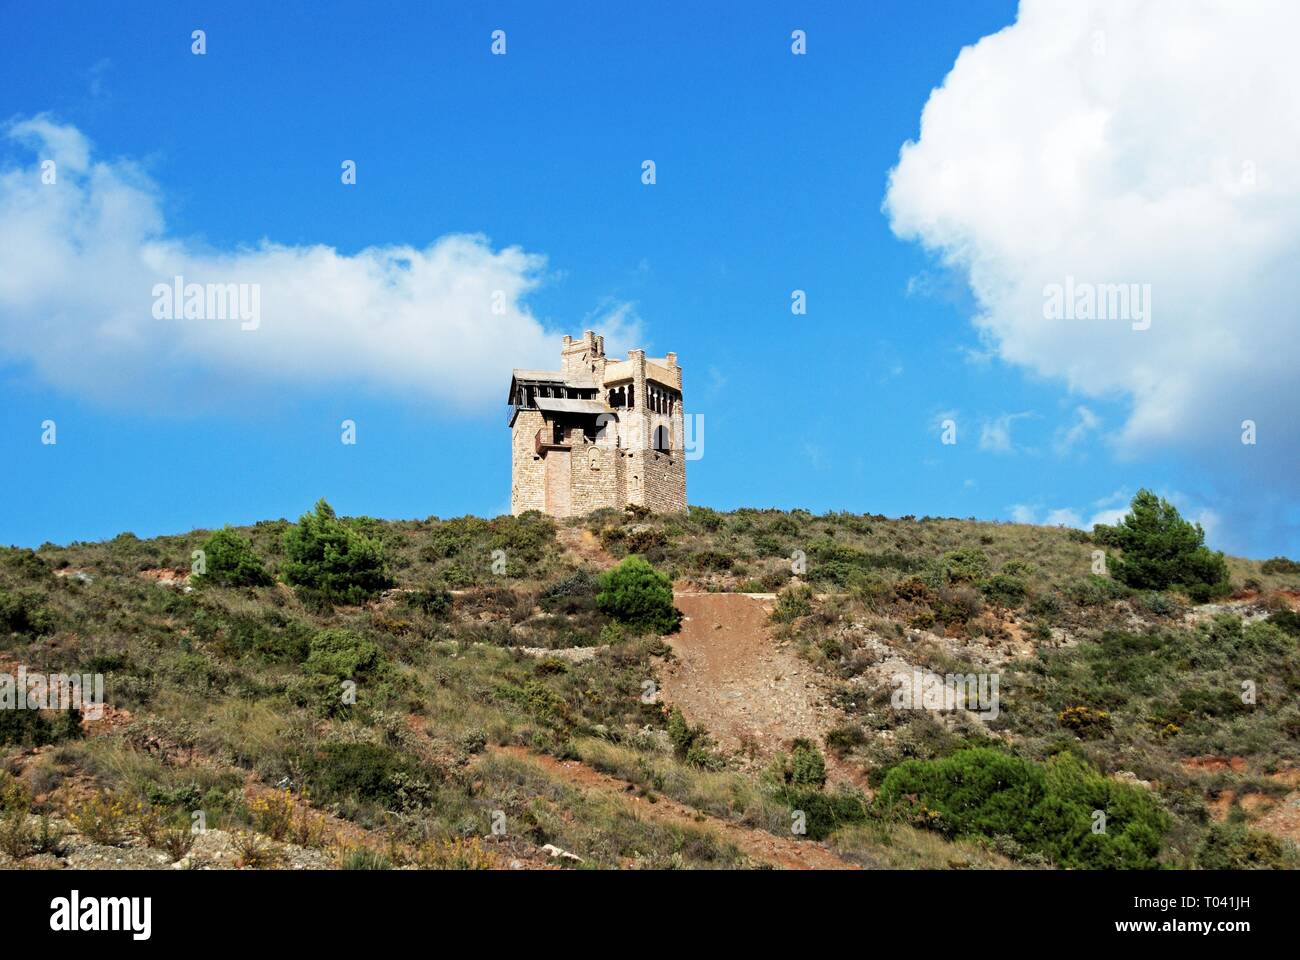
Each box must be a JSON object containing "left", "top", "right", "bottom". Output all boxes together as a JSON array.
[
  {"left": 1010, "top": 503, "right": 1036, "bottom": 524},
  {"left": 1087, "top": 507, "right": 1129, "bottom": 529},
  {"left": 0, "top": 117, "right": 640, "bottom": 413},
  {"left": 1054, "top": 405, "right": 1100, "bottom": 454},
  {"left": 1043, "top": 508, "right": 1084, "bottom": 528},
  {"left": 979, "top": 411, "right": 1033, "bottom": 453},
  {"left": 885, "top": 0, "right": 1300, "bottom": 460},
  {"left": 1009, "top": 503, "right": 1085, "bottom": 528}
]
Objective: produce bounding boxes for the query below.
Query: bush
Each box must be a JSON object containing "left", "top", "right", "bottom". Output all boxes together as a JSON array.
[
  {"left": 303, "top": 742, "right": 434, "bottom": 810},
  {"left": 402, "top": 585, "right": 453, "bottom": 618},
  {"left": 194, "top": 527, "right": 271, "bottom": 588},
  {"left": 595, "top": 556, "right": 680, "bottom": 634},
  {"left": 805, "top": 540, "right": 919, "bottom": 587},
  {"left": 281, "top": 499, "right": 393, "bottom": 604},
  {"left": 1270, "top": 610, "right": 1300, "bottom": 638},
  {"left": 770, "top": 583, "right": 813, "bottom": 623},
  {"left": 771, "top": 739, "right": 827, "bottom": 788},
  {"left": 824, "top": 723, "right": 867, "bottom": 756},
  {"left": 539, "top": 569, "right": 600, "bottom": 615},
  {"left": 0, "top": 547, "right": 51, "bottom": 582},
  {"left": 875, "top": 748, "right": 1168, "bottom": 868},
  {"left": 981, "top": 574, "right": 1027, "bottom": 607},
  {"left": 774, "top": 786, "right": 870, "bottom": 841},
  {"left": 1092, "top": 490, "right": 1229, "bottom": 597},
  {"left": 0, "top": 706, "right": 83, "bottom": 747},
  {"left": 203, "top": 609, "right": 312, "bottom": 662},
  {"left": 1067, "top": 574, "right": 1129, "bottom": 607},
  {"left": 1196, "top": 822, "right": 1298, "bottom": 869},
  {"left": 692, "top": 549, "right": 733, "bottom": 572},
  {"left": 305, "top": 629, "right": 382, "bottom": 680},
  {"left": 1260, "top": 556, "right": 1300, "bottom": 576},
  {"left": 0, "top": 589, "right": 54, "bottom": 639},
  {"left": 940, "top": 549, "right": 989, "bottom": 583},
  {"left": 1058, "top": 705, "right": 1112, "bottom": 739},
  {"left": 665, "top": 707, "right": 717, "bottom": 768}
]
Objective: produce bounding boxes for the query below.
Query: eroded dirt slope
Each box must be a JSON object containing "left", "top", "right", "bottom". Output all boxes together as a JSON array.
[{"left": 659, "top": 592, "right": 861, "bottom": 787}]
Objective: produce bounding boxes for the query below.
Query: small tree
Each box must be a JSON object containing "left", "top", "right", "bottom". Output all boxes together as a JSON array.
[
  {"left": 595, "top": 555, "right": 681, "bottom": 634},
  {"left": 1092, "top": 489, "right": 1229, "bottom": 599},
  {"left": 194, "top": 527, "right": 271, "bottom": 587},
  {"left": 281, "top": 499, "right": 392, "bottom": 604}
]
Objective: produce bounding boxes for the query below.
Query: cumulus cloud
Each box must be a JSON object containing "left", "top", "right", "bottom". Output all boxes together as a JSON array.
[
  {"left": 0, "top": 116, "right": 640, "bottom": 413},
  {"left": 885, "top": 0, "right": 1300, "bottom": 460}
]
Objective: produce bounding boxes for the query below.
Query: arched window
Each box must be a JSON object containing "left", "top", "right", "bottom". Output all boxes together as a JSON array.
[{"left": 653, "top": 425, "right": 671, "bottom": 453}]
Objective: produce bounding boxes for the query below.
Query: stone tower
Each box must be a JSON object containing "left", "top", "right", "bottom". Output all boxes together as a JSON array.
[{"left": 507, "top": 331, "right": 686, "bottom": 517}]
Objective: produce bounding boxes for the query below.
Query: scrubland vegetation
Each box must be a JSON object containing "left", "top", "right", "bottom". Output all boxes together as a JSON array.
[{"left": 1, "top": 491, "right": 1297, "bottom": 869}]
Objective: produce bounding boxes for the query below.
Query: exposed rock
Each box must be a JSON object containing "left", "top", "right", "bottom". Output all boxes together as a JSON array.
[{"left": 540, "top": 843, "right": 584, "bottom": 863}]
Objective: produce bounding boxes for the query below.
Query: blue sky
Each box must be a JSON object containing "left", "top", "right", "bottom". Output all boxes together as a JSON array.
[{"left": 2, "top": 0, "right": 1297, "bottom": 558}]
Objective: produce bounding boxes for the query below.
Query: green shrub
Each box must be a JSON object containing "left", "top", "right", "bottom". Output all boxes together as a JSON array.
[
  {"left": 1196, "top": 822, "right": 1298, "bottom": 869},
  {"left": 595, "top": 556, "right": 680, "bottom": 634},
  {"left": 281, "top": 499, "right": 393, "bottom": 604},
  {"left": 1093, "top": 490, "right": 1229, "bottom": 597},
  {"left": 0, "top": 706, "right": 82, "bottom": 747},
  {"left": 194, "top": 527, "right": 272, "bottom": 587},
  {"left": 824, "top": 723, "right": 867, "bottom": 756},
  {"left": 981, "top": 574, "right": 1027, "bottom": 607},
  {"left": 1067, "top": 574, "right": 1129, "bottom": 606},
  {"left": 0, "top": 589, "right": 54, "bottom": 639},
  {"left": 805, "top": 540, "right": 919, "bottom": 587},
  {"left": 875, "top": 748, "right": 1168, "bottom": 868},
  {"left": 771, "top": 739, "right": 827, "bottom": 788},
  {"left": 305, "top": 629, "right": 381, "bottom": 680},
  {"left": 692, "top": 549, "right": 733, "bottom": 572},
  {"left": 689, "top": 506, "right": 725, "bottom": 531},
  {"left": 0, "top": 547, "right": 51, "bottom": 582},
  {"left": 774, "top": 786, "right": 870, "bottom": 841},
  {"left": 1260, "top": 556, "right": 1300, "bottom": 576},
  {"left": 422, "top": 516, "right": 490, "bottom": 560},
  {"left": 665, "top": 706, "right": 718, "bottom": 767},
  {"left": 1137, "top": 591, "right": 1180, "bottom": 617},
  {"left": 770, "top": 583, "right": 813, "bottom": 623},
  {"left": 539, "top": 569, "right": 600, "bottom": 615},
  {"left": 202, "top": 608, "right": 312, "bottom": 662},
  {"left": 402, "top": 585, "right": 453, "bottom": 618},
  {"left": 940, "top": 549, "right": 990, "bottom": 583},
  {"left": 303, "top": 742, "right": 434, "bottom": 809}
]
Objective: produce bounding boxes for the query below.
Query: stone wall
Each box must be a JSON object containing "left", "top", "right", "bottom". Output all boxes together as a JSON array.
[
  {"left": 510, "top": 409, "right": 547, "bottom": 515},
  {"left": 639, "top": 447, "right": 687, "bottom": 513},
  {"left": 569, "top": 437, "right": 623, "bottom": 513}
]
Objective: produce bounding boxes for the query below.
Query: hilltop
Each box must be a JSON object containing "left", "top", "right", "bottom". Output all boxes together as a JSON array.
[{"left": 2, "top": 501, "right": 1299, "bottom": 870}]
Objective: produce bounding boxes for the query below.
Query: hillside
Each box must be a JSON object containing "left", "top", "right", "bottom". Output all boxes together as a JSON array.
[{"left": 2, "top": 502, "right": 1299, "bottom": 870}]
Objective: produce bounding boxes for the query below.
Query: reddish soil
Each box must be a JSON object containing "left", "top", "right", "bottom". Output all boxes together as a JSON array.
[{"left": 659, "top": 592, "right": 864, "bottom": 789}]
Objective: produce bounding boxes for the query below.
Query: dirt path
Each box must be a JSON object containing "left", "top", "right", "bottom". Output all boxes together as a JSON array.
[
  {"left": 494, "top": 746, "right": 856, "bottom": 870},
  {"left": 660, "top": 592, "right": 863, "bottom": 788}
]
